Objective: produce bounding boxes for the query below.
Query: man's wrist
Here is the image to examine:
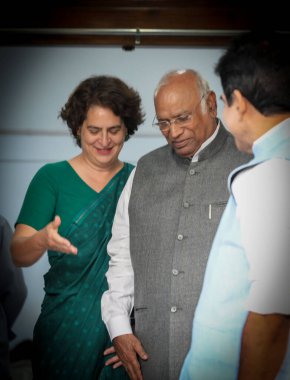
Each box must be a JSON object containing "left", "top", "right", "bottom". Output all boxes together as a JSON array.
[{"left": 106, "top": 315, "right": 133, "bottom": 341}]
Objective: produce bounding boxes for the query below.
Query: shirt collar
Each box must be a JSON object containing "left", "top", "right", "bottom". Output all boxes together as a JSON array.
[
  {"left": 191, "top": 119, "right": 220, "bottom": 162},
  {"left": 253, "top": 117, "right": 290, "bottom": 159}
]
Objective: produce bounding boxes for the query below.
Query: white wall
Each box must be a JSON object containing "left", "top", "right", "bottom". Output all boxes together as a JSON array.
[{"left": 0, "top": 45, "right": 224, "bottom": 347}]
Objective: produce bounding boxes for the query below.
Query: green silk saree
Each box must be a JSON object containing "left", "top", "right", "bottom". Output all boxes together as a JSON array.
[{"left": 32, "top": 164, "right": 133, "bottom": 380}]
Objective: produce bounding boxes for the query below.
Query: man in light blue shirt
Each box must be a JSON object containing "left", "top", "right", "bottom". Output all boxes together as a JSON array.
[{"left": 180, "top": 31, "right": 290, "bottom": 380}]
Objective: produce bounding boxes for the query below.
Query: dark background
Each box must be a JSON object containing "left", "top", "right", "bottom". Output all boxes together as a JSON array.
[{"left": 0, "top": 0, "right": 289, "bottom": 47}]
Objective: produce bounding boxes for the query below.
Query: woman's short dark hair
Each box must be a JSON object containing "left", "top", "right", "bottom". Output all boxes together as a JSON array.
[{"left": 59, "top": 75, "right": 145, "bottom": 147}]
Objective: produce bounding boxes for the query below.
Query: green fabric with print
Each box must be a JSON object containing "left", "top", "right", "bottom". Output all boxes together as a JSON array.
[{"left": 17, "top": 161, "right": 133, "bottom": 380}]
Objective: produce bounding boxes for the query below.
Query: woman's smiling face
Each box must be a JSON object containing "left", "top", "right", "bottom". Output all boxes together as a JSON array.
[{"left": 79, "top": 105, "right": 127, "bottom": 169}]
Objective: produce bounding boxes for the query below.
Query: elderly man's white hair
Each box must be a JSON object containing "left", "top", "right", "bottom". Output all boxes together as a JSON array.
[
  {"left": 154, "top": 69, "right": 211, "bottom": 114},
  {"left": 154, "top": 69, "right": 211, "bottom": 98}
]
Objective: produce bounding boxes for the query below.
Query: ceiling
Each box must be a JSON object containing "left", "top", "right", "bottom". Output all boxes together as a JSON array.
[{"left": 0, "top": 0, "right": 289, "bottom": 47}]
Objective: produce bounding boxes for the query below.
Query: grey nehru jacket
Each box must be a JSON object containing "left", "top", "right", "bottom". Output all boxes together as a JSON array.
[{"left": 128, "top": 123, "right": 251, "bottom": 380}]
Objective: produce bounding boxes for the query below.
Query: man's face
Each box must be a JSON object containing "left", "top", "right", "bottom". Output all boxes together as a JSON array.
[{"left": 154, "top": 77, "right": 216, "bottom": 158}]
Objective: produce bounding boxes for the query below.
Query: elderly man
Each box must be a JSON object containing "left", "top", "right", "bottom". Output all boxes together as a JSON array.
[{"left": 101, "top": 69, "right": 250, "bottom": 380}]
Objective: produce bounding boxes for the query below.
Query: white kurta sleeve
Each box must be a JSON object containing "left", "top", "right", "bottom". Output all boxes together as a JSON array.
[{"left": 101, "top": 168, "right": 136, "bottom": 340}]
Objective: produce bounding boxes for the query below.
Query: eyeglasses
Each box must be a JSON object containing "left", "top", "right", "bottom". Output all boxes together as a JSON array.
[{"left": 152, "top": 95, "right": 205, "bottom": 132}]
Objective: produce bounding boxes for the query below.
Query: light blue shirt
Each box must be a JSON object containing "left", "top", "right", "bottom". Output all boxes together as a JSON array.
[{"left": 180, "top": 119, "right": 290, "bottom": 380}]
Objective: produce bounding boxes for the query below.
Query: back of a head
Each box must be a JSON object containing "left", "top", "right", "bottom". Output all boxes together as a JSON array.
[{"left": 215, "top": 31, "right": 290, "bottom": 115}]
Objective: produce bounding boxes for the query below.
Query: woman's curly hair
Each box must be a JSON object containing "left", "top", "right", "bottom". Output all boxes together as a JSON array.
[{"left": 59, "top": 75, "right": 145, "bottom": 147}]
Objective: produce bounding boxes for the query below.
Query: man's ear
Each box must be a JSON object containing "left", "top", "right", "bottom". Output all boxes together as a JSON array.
[
  {"left": 206, "top": 91, "right": 217, "bottom": 116},
  {"left": 232, "top": 89, "right": 247, "bottom": 115}
]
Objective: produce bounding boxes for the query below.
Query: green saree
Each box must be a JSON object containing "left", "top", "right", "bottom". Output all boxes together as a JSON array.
[{"left": 32, "top": 164, "right": 133, "bottom": 380}]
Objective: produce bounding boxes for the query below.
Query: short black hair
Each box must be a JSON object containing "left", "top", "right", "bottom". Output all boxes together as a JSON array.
[{"left": 215, "top": 31, "right": 290, "bottom": 115}]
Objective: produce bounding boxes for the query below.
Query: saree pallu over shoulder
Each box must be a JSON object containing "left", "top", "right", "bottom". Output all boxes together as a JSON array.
[{"left": 33, "top": 163, "right": 133, "bottom": 380}]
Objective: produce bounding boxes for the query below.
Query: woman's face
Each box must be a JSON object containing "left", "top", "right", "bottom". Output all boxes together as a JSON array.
[{"left": 79, "top": 105, "right": 127, "bottom": 169}]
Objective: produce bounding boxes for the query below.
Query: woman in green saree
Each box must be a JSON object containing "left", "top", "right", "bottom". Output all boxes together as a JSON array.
[{"left": 10, "top": 75, "right": 145, "bottom": 379}]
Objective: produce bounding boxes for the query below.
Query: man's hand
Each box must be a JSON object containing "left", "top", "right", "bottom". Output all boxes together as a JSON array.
[
  {"left": 104, "top": 345, "right": 123, "bottom": 369},
  {"left": 113, "top": 333, "right": 148, "bottom": 380}
]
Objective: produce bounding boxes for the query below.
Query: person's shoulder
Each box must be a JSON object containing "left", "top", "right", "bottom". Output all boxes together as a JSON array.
[
  {"left": 253, "top": 158, "right": 290, "bottom": 176},
  {"left": 138, "top": 144, "right": 169, "bottom": 163},
  {"left": 30, "top": 161, "right": 70, "bottom": 185},
  {"left": 36, "top": 160, "right": 69, "bottom": 176},
  {"left": 40, "top": 160, "right": 68, "bottom": 171}
]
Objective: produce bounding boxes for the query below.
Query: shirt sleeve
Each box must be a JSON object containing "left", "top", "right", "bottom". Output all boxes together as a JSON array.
[
  {"left": 232, "top": 158, "right": 290, "bottom": 315},
  {"left": 101, "top": 168, "right": 136, "bottom": 340},
  {"left": 16, "top": 165, "right": 57, "bottom": 230}
]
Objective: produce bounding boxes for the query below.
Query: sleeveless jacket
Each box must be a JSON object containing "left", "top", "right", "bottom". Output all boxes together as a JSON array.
[{"left": 128, "top": 123, "right": 250, "bottom": 380}]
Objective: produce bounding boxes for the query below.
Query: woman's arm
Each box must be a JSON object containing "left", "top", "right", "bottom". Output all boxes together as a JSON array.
[{"left": 11, "top": 215, "right": 77, "bottom": 267}]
